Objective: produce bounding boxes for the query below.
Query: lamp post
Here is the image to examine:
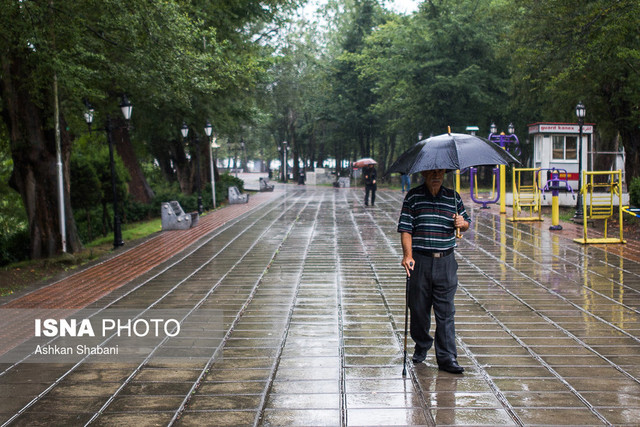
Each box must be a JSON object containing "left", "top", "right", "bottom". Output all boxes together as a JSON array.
[
  {"left": 83, "top": 95, "right": 132, "bottom": 249},
  {"left": 282, "top": 141, "right": 288, "bottom": 183},
  {"left": 233, "top": 141, "right": 240, "bottom": 178},
  {"left": 181, "top": 122, "right": 203, "bottom": 215},
  {"left": 204, "top": 120, "right": 219, "bottom": 209},
  {"left": 573, "top": 102, "right": 586, "bottom": 220},
  {"left": 241, "top": 139, "right": 246, "bottom": 172}
]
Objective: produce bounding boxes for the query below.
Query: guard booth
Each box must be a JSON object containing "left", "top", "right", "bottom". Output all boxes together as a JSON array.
[{"left": 528, "top": 122, "right": 594, "bottom": 206}]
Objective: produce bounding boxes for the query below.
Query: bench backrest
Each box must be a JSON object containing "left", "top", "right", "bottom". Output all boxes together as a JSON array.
[
  {"left": 229, "top": 186, "right": 241, "bottom": 197},
  {"left": 169, "top": 201, "right": 185, "bottom": 216}
]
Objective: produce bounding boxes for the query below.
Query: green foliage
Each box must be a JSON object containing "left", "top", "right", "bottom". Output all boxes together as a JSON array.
[
  {"left": 0, "top": 126, "right": 28, "bottom": 266},
  {"left": 0, "top": 228, "right": 30, "bottom": 267},
  {"left": 508, "top": 0, "right": 640, "bottom": 178},
  {"left": 629, "top": 177, "right": 640, "bottom": 207},
  {"left": 0, "top": 138, "right": 27, "bottom": 238},
  {"left": 70, "top": 153, "right": 102, "bottom": 211},
  {"left": 70, "top": 134, "right": 130, "bottom": 241}
]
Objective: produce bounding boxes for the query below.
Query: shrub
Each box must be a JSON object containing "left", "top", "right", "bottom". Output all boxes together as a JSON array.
[
  {"left": 0, "top": 227, "right": 29, "bottom": 266},
  {"left": 630, "top": 176, "right": 640, "bottom": 207}
]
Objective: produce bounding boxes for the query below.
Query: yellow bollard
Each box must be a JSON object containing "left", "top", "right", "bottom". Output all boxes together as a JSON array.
[
  {"left": 548, "top": 169, "right": 562, "bottom": 231},
  {"left": 499, "top": 164, "right": 506, "bottom": 214},
  {"left": 550, "top": 192, "right": 561, "bottom": 230}
]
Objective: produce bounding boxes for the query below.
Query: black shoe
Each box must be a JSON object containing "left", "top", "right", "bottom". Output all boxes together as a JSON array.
[
  {"left": 412, "top": 347, "right": 427, "bottom": 363},
  {"left": 438, "top": 359, "right": 464, "bottom": 374}
]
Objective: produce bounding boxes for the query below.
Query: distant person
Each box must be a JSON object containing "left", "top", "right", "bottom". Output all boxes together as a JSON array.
[
  {"left": 398, "top": 168, "right": 470, "bottom": 374},
  {"left": 363, "top": 164, "right": 377, "bottom": 206},
  {"left": 401, "top": 173, "right": 410, "bottom": 192}
]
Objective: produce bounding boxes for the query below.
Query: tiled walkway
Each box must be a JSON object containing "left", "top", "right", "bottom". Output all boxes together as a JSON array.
[{"left": 1, "top": 185, "right": 639, "bottom": 426}]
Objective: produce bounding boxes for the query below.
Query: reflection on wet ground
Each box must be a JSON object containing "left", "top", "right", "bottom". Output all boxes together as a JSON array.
[{"left": 1, "top": 185, "right": 639, "bottom": 426}]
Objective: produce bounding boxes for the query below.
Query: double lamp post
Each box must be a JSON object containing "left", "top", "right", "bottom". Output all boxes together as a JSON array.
[
  {"left": 83, "top": 95, "right": 133, "bottom": 249},
  {"left": 84, "top": 99, "right": 226, "bottom": 246},
  {"left": 181, "top": 121, "right": 220, "bottom": 212}
]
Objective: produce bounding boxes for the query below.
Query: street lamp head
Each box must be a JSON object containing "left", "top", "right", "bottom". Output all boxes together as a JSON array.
[
  {"left": 575, "top": 102, "right": 586, "bottom": 122},
  {"left": 120, "top": 95, "right": 133, "bottom": 121},
  {"left": 508, "top": 122, "right": 515, "bottom": 135},
  {"left": 204, "top": 120, "right": 213, "bottom": 137},
  {"left": 181, "top": 122, "right": 189, "bottom": 139},
  {"left": 82, "top": 99, "right": 94, "bottom": 128},
  {"left": 490, "top": 122, "right": 497, "bottom": 134},
  {"left": 84, "top": 108, "right": 94, "bottom": 126},
  {"left": 418, "top": 132, "right": 423, "bottom": 141}
]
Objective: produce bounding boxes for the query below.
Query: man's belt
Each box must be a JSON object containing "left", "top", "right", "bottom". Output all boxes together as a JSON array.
[{"left": 413, "top": 248, "right": 454, "bottom": 258}]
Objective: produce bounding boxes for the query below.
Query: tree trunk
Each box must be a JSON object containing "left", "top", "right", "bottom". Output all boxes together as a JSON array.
[
  {"left": 1, "top": 53, "right": 83, "bottom": 259},
  {"left": 112, "top": 117, "right": 154, "bottom": 204}
]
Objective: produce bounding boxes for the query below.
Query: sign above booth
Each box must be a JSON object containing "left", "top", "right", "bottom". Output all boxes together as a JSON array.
[{"left": 528, "top": 122, "right": 594, "bottom": 135}]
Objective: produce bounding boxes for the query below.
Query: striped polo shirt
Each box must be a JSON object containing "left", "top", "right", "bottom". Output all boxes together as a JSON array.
[{"left": 397, "top": 184, "right": 471, "bottom": 251}]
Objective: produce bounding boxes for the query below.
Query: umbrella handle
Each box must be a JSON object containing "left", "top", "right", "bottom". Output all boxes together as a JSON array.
[{"left": 454, "top": 190, "right": 463, "bottom": 239}]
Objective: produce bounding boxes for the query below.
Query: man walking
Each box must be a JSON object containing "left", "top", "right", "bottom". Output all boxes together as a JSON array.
[
  {"left": 397, "top": 169, "right": 470, "bottom": 374},
  {"left": 401, "top": 173, "right": 410, "bottom": 192},
  {"left": 363, "top": 164, "right": 377, "bottom": 206}
]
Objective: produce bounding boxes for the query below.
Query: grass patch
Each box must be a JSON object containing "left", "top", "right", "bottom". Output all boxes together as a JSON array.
[
  {"left": 558, "top": 207, "right": 576, "bottom": 222},
  {"left": 86, "top": 218, "right": 162, "bottom": 248}
]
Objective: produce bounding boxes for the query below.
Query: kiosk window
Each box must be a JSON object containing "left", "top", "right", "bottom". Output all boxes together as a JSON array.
[{"left": 552, "top": 135, "right": 578, "bottom": 160}]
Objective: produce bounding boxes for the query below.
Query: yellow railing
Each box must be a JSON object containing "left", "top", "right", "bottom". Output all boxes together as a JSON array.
[
  {"left": 511, "top": 167, "right": 542, "bottom": 222},
  {"left": 574, "top": 170, "right": 625, "bottom": 244}
]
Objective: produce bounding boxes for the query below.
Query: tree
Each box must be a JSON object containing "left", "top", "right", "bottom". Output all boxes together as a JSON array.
[
  {"left": 508, "top": 0, "right": 640, "bottom": 180},
  {"left": 0, "top": 0, "right": 296, "bottom": 259},
  {"left": 350, "top": 0, "right": 507, "bottom": 174},
  {"left": 69, "top": 151, "right": 102, "bottom": 241},
  {"left": 330, "top": 0, "right": 383, "bottom": 165}
]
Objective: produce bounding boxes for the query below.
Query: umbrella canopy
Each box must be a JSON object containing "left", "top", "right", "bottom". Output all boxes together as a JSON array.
[
  {"left": 353, "top": 158, "right": 377, "bottom": 168},
  {"left": 387, "top": 132, "right": 520, "bottom": 175}
]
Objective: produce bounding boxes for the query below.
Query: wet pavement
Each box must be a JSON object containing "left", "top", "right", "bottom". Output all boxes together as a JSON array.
[{"left": 2, "top": 183, "right": 640, "bottom": 426}]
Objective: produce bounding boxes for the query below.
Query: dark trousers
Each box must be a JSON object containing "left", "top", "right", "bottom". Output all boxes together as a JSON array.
[
  {"left": 408, "top": 251, "right": 458, "bottom": 363},
  {"left": 364, "top": 184, "right": 376, "bottom": 205}
]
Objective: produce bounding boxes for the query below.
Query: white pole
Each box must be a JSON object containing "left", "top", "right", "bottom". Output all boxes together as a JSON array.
[
  {"left": 53, "top": 73, "right": 66, "bottom": 252},
  {"left": 210, "top": 135, "right": 218, "bottom": 209}
]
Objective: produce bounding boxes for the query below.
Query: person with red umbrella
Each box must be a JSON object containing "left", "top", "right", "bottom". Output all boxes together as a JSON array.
[
  {"left": 354, "top": 158, "right": 378, "bottom": 206},
  {"left": 363, "top": 163, "right": 377, "bottom": 206}
]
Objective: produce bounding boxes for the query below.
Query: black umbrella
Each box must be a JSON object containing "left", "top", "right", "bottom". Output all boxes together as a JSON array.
[{"left": 387, "top": 132, "right": 520, "bottom": 175}]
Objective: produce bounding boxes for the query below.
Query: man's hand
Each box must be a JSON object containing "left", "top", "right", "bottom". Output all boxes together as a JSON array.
[
  {"left": 402, "top": 257, "right": 414, "bottom": 277},
  {"left": 400, "top": 232, "right": 414, "bottom": 276},
  {"left": 453, "top": 214, "right": 469, "bottom": 232}
]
